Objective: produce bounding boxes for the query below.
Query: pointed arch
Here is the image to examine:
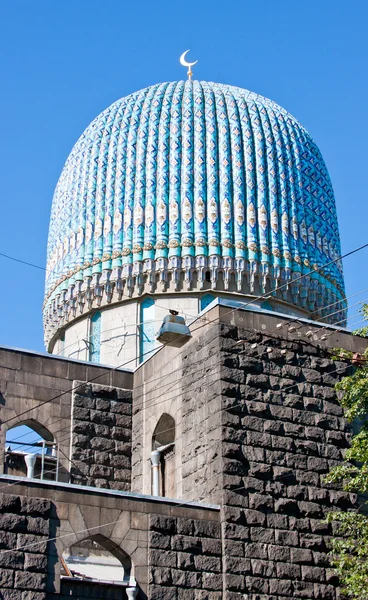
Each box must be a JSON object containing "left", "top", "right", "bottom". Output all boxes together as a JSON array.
[
  {"left": 5, "top": 418, "right": 54, "bottom": 442},
  {"left": 140, "top": 297, "right": 156, "bottom": 362},
  {"left": 200, "top": 293, "right": 216, "bottom": 311},
  {"left": 62, "top": 534, "right": 131, "bottom": 582},
  {"left": 152, "top": 413, "right": 175, "bottom": 449},
  {"left": 4, "top": 420, "right": 57, "bottom": 480},
  {"left": 151, "top": 413, "right": 176, "bottom": 498},
  {"left": 89, "top": 310, "right": 101, "bottom": 362}
]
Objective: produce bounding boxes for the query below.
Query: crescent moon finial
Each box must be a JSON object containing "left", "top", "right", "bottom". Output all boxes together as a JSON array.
[{"left": 179, "top": 50, "right": 198, "bottom": 81}]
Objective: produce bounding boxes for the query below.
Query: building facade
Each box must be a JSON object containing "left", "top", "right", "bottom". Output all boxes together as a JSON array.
[
  {"left": 1, "top": 302, "right": 366, "bottom": 599},
  {"left": 0, "top": 75, "right": 362, "bottom": 598}
]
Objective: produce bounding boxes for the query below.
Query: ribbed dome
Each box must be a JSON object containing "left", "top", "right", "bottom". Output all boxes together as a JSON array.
[{"left": 44, "top": 81, "right": 346, "bottom": 341}]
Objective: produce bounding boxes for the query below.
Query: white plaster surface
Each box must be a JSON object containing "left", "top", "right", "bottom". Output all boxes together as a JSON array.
[{"left": 51, "top": 293, "right": 305, "bottom": 368}]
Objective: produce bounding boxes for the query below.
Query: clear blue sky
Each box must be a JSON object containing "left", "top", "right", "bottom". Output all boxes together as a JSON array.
[{"left": 0, "top": 0, "right": 367, "bottom": 352}]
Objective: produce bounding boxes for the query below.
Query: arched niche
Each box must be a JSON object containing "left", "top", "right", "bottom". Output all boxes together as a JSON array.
[
  {"left": 152, "top": 413, "right": 175, "bottom": 449},
  {"left": 261, "top": 300, "right": 274, "bottom": 312},
  {"left": 4, "top": 420, "right": 57, "bottom": 481},
  {"left": 151, "top": 414, "right": 176, "bottom": 498},
  {"left": 200, "top": 293, "right": 216, "bottom": 311},
  {"left": 60, "top": 535, "right": 132, "bottom": 595},
  {"left": 140, "top": 297, "right": 156, "bottom": 363}
]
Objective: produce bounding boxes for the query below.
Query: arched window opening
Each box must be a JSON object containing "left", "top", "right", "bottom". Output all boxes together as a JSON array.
[
  {"left": 58, "top": 331, "right": 65, "bottom": 357},
  {"left": 139, "top": 297, "right": 156, "bottom": 363},
  {"left": 89, "top": 311, "right": 101, "bottom": 363},
  {"left": 61, "top": 535, "right": 135, "bottom": 598},
  {"left": 4, "top": 421, "right": 58, "bottom": 481},
  {"left": 151, "top": 414, "right": 176, "bottom": 498},
  {"left": 200, "top": 293, "right": 216, "bottom": 311}
]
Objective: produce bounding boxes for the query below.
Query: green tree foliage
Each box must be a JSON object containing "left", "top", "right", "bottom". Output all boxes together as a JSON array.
[{"left": 325, "top": 304, "right": 368, "bottom": 599}]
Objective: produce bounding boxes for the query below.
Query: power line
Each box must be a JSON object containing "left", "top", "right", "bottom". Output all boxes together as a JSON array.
[
  {"left": 0, "top": 252, "right": 47, "bottom": 272},
  {"left": 2, "top": 242, "right": 368, "bottom": 429},
  {"left": 5, "top": 298, "right": 368, "bottom": 452},
  {"left": 3, "top": 336, "right": 360, "bottom": 493}
]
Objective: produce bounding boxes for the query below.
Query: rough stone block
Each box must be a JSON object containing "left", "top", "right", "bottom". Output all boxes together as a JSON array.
[
  {"left": 267, "top": 544, "right": 290, "bottom": 562},
  {"left": 243, "top": 510, "right": 266, "bottom": 526},
  {"left": 150, "top": 515, "right": 177, "bottom": 534},
  {"left": 193, "top": 519, "right": 221, "bottom": 538},
  {"left": 201, "top": 572, "right": 223, "bottom": 590},
  {"left": 16, "top": 534, "right": 48, "bottom": 554},
  {"left": 251, "top": 558, "right": 276, "bottom": 577},
  {"left": 150, "top": 549, "right": 177, "bottom": 568},
  {"left": 0, "top": 514, "right": 27, "bottom": 532},
  {"left": 177, "top": 589, "right": 195, "bottom": 600},
  {"left": 274, "top": 498, "right": 299, "bottom": 516},
  {"left": 14, "top": 571, "right": 46, "bottom": 590},
  {"left": 314, "top": 583, "right": 336, "bottom": 600},
  {"left": 26, "top": 517, "right": 49, "bottom": 536},
  {"left": 250, "top": 528, "right": 275, "bottom": 544},
  {"left": 276, "top": 561, "right": 301, "bottom": 578},
  {"left": 0, "top": 591, "right": 22, "bottom": 600},
  {"left": 269, "top": 578, "right": 293, "bottom": 596},
  {"left": 172, "top": 569, "right": 202, "bottom": 587},
  {"left": 194, "top": 555, "right": 222, "bottom": 572},
  {"left": 245, "top": 575, "right": 268, "bottom": 593},
  {"left": 0, "top": 530, "right": 17, "bottom": 549},
  {"left": 0, "top": 494, "right": 21, "bottom": 513},
  {"left": 292, "top": 581, "right": 315, "bottom": 598},
  {"left": 23, "top": 553, "right": 48, "bottom": 572},
  {"left": 90, "top": 437, "right": 114, "bottom": 451},
  {"left": 243, "top": 543, "right": 268, "bottom": 560},
  {"left": 149, "top": 584, "right": 177, "bottom": 599},
  {"left": 171, "top": 535, "right": 202, "bottom": 553},
  {"left": 149, "top": 532, "right": 172, "bottom": 550},
  {"left": 73, "top": 406, "right": 90, "bottom": 420},
  {"left": 150, "top": 566, "right": 172, "bottom": 585},
  {"left": 201, "top": 538, "right": 222, "bottom": 556},
  {"left": 301, "top": 565, "right": 325, "bottom": 582},
  {"left": 0, "top": 550, "right": 24, "bottom": 569},
  {"left": 298, "top": 502, "right": 323, "bottom": 519},
  {"left": 275, "top": 530, "right": 299, "bottom": 547},
  {"left": 21, "top": 593, "right": 46, "bottom": 600},
  {"left": 0, "top": 568, "right": 14, "bottom": 588}
]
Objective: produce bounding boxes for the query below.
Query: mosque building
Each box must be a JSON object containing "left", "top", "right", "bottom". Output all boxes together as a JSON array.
[{"left": 0, "top": 56, "right": 364, "bottom": 600}]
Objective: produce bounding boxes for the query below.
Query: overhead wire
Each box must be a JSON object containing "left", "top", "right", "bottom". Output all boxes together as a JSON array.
[
  {"left": 6, "top": 289, "right": 368, "bottom": 454},
  {"left": 3, "top": 330, "right": 362, "bottom": 493},
  {"left": 2, "top": 242, "right": 368, "bottom": 460}
]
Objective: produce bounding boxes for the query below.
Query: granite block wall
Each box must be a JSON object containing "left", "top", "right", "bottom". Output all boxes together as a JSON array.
[
  {"left": 180, "top": 322, "right": 358, "bottom": 600},
  {"left": 0, "top": 492, "right": 52, "bottom": 600},
  {"left": 70, "top": 382, "right": 132, "bottom": 490},
  {"left": 148, "top": 514, "right": 223, "bottom": 599}
]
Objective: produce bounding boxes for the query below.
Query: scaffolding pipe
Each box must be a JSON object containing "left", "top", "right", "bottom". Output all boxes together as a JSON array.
[{"left": 41, "top": 440, "right": 45, "bottom": 480}]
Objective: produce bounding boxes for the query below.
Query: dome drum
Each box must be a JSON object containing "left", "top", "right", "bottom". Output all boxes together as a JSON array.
[
  {"left": 43, "top": 258, "right": 345, "bottom": 346},
  {"left": 44, "top": 80, "right": 346, "bottom": 347}
]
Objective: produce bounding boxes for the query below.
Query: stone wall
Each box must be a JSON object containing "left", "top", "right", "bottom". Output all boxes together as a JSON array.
[
  {"left": 0, "top": 492, "right": 52, "bottom": 600},
  {"left": 0, "top": 345, "right": 133, "bottom": 483},
  {"left": 70, "top": 382, "right": 132, "bottom": 490},
  {"left": 180, "top": 323, "right": 224, "bottom": 505},
  {"left": 180, "top": 320, "right": 359, "bottom": 600},
  {"left": 0, "top": 476, "right": 221, "bottom": 598},
  {"left": 148, "top": 514, "right": 223, "bottom": 599}
]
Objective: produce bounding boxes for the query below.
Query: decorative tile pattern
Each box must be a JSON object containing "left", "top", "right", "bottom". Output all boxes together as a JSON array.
[{"left": 44, "top": 81, "right": 346, "bottom": 342}]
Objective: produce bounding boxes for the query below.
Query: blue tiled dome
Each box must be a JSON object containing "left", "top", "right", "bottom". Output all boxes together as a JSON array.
[{"left": 44, "top": 81, "right": 346, "bottom": 339}]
